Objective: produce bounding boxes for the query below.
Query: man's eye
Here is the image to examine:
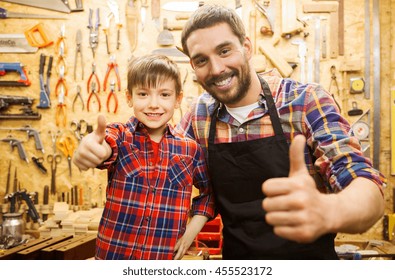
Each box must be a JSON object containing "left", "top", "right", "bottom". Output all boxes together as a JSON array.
[
  {"left": 194, "top": 57, "right": 207, "bottom": 67},
  {"left": 220, "top": 48, "right": 230, "bottom": 55}
]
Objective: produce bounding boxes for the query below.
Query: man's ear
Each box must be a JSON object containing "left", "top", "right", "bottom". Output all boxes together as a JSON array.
[
  {"left": 243, "top": 36, "right": 253, "bottom": 60},
  {"left": 125, "top": 90, "right": 133, "bottom": 107},
  {"left": 175, "top": 91, "right": 184, "bottom": 109}
]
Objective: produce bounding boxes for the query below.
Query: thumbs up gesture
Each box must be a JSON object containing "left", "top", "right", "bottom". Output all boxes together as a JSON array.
[
  {"left": 262, "top": 135, "right": 329, "bottom": 243},
  {"left": 73, "top": 115, "right": 112, "bottom": 171}
]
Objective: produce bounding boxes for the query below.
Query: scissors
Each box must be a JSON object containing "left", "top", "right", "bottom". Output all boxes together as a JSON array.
[
  {"left": 57, "top": 133, "right": 77, "bottom": 177},
  {"left": 47, "top": 154, "right": 62, "bottom": 195}
]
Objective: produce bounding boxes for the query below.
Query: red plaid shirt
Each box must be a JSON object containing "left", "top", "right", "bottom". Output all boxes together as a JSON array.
[{"left": 95, "top": 117, "right": 215, "bottom": 260}]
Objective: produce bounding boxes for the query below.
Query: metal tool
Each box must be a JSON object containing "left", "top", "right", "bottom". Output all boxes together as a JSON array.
[
  {"left": 87, "top": 63, "right": 100, "bottom": 94},
  {"left": 0, "top": 125, "right": 44, "bottom": 153},
  {"left": 254, "top": 0, "right": 274, "bottom": 34},
  {"left": 72, "top": 85, "right": 84, "bottom": 112},
  {"left": 126, "top": 0, "right": 138, "bottom": 53},
  {"left": 106, "top": 80, "right": 118, "bottom": 113},
  {"left": 24, "top": 23, "right": 53, "bottom": 48},
  {"left": 103, "top": 55, "right": 121, "bottom": 91},
  {"left": 151, "top": 0, "right": 161, "bottom": 31},
  {"left": 61, "top": 0, "right": 84, "bottom": 12},
  {"left": 1, "top": 136, "right": 28, "bottom": 162},
  {"left": 0, "top": 62, "right": 31, "bottom": 86},
  {"left": 32, "top": 156, "right": 47, "bottom": 174},
  {"left": 372, "top": 0, "right": 380, "bottom": 168},
  {"left": 55, "top": 65, "right": 68, "bottom": 97},
  {"left": 364, "top": 0, "right": 371, "bottom": 100},
  {"left": 104, "top": 0, "right": 122, "bottom": 54},
  {"left": 0, "top": 94, "right": 41, "bottom": 120},
  {"left": 0, "top": 34, "right": 38, "bottom": 53},
  {"left": 328, "top": 65, "right": 341, "bottom": 112},
  {"left": 140, "top": 0, "right": 148, "bottom": 31},
  {"left": 157, "top": 18, "right": 174, "bottom": 46},
  {"left": 235, "top": 0, "right": 242, "bottom": 19},
  {"left": 56, "top": 87, "right": 67, "bottom": 127},
  {"left": 56, "top": 38, "right": 67, "bottom": 75},
  {"left": 1, "top": 0, "right": 71, "bottom": 13},
  {"left": 55, "top": 24, "right": 67, "bottom": 56},
  {"left": 87, "top": 8, "right": 100, "bottom": 58},
  {"left": 37, "top": 54, "right": 51, "bottom": 109},
  {"left": 0, "top": 7, "right": 65, "bottom": 19},
  {"left": 70, "top": 119, "right": 91, "bottom": 141},
  {"left": 291, "top": 39, "right": 307, "bottom": 84},
  {"left": 57, "top": 132, "right": 77, "bottom": 177},
  {"left": 87, "top": 82, "right": 101, "bottom": 112},
  {"left": 74, "top": 29, "right": 83, "bottom": 81},
  {"left": 47, "top": 153, "right": 61, "bottom": 195}
]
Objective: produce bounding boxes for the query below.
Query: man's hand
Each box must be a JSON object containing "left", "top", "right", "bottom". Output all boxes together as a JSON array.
[
  {"left": 73, "top": 115, "right": 112, "bottom": 170},
  {"left": 262, "top": 135, "right": 330, "bottom": 243}
]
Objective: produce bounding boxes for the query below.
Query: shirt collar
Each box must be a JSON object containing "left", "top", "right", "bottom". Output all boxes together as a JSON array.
[{"left": 126, "top": 116, "right": 176, "bottom": 137}]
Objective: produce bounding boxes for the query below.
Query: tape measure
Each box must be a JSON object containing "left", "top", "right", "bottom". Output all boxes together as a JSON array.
[
  {"left": 350, "top": 77, "right": 365, "bottom": 94},
  {"left": 352, "top": 121, "right": 370, "bottom": 140}
]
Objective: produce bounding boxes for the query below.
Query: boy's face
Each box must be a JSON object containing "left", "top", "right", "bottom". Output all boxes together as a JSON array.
[{"left": 128, "top": 79, "right": 182, "bottom": 140}]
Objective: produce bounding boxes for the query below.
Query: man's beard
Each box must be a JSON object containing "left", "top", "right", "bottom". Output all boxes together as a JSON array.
[{"left": 201, "top": 60, "right": 252, "bottom": 105}]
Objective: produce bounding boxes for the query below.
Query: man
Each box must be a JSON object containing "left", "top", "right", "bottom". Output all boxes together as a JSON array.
[{"left": 177, "top": 4, "right": 386, "bottom": 259}]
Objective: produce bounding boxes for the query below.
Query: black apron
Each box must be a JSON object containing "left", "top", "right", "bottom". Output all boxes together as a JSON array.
[{"left": 208, "top": 76, "right": 338, "bottom": 259}]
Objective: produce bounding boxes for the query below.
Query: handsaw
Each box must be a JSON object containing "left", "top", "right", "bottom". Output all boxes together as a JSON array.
[
  {"left": 0, "top": 0, "right": 71, "bottom": 13},
  {"left": 126, "top": 0, "right": 138, "bottom": 53}
]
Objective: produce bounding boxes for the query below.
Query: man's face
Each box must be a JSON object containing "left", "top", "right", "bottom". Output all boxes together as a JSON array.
[{"left": 186, "top": 23, "right": 252, "bottom": 107}]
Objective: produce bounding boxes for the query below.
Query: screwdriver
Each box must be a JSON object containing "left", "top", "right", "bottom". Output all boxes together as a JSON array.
[{"left": 0, "top": 7, "right": 66, "bottom": 19}]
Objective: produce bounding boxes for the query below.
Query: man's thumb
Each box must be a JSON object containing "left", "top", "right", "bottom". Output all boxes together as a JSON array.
[
  {"left": 95, "top": 114, "right": 107, "bottom": 143},
  {"left": 288, "top": 134, "right": 308, "bottom": 177}
]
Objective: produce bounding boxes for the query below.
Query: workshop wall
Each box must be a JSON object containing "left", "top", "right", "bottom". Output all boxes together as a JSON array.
[{"left": 0, "top": 0, "right": 394, "bottom": 241}]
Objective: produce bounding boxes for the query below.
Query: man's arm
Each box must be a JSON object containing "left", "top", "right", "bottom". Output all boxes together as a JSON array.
[{"left": 262, "top": 135, "right": 384, "bottom": 243}]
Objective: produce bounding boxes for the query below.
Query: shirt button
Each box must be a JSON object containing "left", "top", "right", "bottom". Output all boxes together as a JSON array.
[
  {"left": 145, "top": 216, "right": 151, "bottom": 222},
  {"left": 149, "top": 162, "right": 153, "bottom": 166},
  {"left": 151, "top": 188, "right": 156, "bottom": 193},
  {"left": 239, "top": 127, "right": 245, "bottom": 133}
]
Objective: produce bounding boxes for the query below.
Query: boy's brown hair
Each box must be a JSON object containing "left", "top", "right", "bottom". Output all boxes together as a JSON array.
[
  {"left": 127, "top": 54, "right": 182, "bottom": 96},
  {"left": 181, "top": 4, "right": 246, "bottom": 57}
]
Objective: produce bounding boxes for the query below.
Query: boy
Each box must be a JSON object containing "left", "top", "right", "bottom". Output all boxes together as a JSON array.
[{"left": 73, "top": 54, "right": 215, "bottom": 260}]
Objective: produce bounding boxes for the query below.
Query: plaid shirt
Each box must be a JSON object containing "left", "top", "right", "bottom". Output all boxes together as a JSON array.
[
  {"left": 177, "top": 69, "right": 386, "bottom": 194},
  {"left": 95, "top": 117, "right": 215, "bottom": 260}
]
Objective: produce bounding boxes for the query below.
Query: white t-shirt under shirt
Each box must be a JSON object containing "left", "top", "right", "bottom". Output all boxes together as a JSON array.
[{"left": 225, "top": 102, "right": 260, "bottom": 124}]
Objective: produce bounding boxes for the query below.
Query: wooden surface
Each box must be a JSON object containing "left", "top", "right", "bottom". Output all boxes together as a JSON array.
[{"left": 0, "top": 0, "right": 394, "bottom": 243}]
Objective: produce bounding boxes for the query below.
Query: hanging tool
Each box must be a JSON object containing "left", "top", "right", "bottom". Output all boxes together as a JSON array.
[
  {"left": 74, "top": 29, "right": 84, "bottom": 81},
  {"left": 106, "top": 80, "right": 118, "bottom": 113},
  {"left": 1, "top": 136, "right": 28, "bottom": 162},
  {"left": 24, "top": 23, "right": 53, "bottom": 48},
  {"left": 348, "top": 102, "right": 363, "bottom": 117},
  {"left": 103, "top": 55, "right": 121, "bottom": 92},
  {"left": 55, "top": 65, "right": 68, "bottom": 97},
  {"left": 291, "top": 39, "right": 307, "bottom": 84},
  {"left": 57, "top": 132, "right": 77, "bottom": 177},
  {"left": 1, "top": 0, "right": 71, "bottom": 13},
  {"left": 87, "top": 82, "right": 101, "bottom": 112},
  {"left": 104, "top": 0, "right": 122, "bottom": 54},
  {"left": 0, "top": 125, "right": 44, "bottom": 153},
  {"left": 157, "top": 18, "right": 174, "bottom": 46},
  {"left": 70, "top": 119, "right": 92, "bottom": 141},
  {"left": 151, "top": 0, "right": 161, "bottom": 31},
  {"left": 0, "top": 94, "right": 41, "bottom": 120},
  {"left": 72, "top": 85, "right": 84, "bottom": 112},
  {"left": 61, "top": 0, "right": 84, "bottom": 12},
  {"left": 140, "top": 0, "right": 148, "bottom": 31},
  {"left": 37, "top": 54, "right": 51, "bottom": 109},
  {"left": 87, "top": 63, "right": 101, "bottom": 94},
  {"left": 254, "top": 0, "right": 274, "bottom": 35},
  {"left": 126, "top": 0, "right": 139, "bottom": 53},
  {"left": 235, "top": 0, "right": 242, "bottom": 19},
  {"left": 0, "top": 7, "right": 66, "bottom": 19},
  {"left": 56, "top": 41, "right": 67, "bottom": 75},
  {"left": 0, "top": 62, "right": 31, "bottom": 86},
  {"left": 47, "top": 153, "right": 61, "bottom": 195},
  {"left": 55, "top": 87, "right": 67, "bottom": 127},
  {"left": 87, "top": 8, "right": 100, "bottom": 58},
  {"left": 328, "top": 65, "right": 341, "bottom": 112},
  {"left": 32, "top": 156, "right": 47, "bottom": 174},
  {"left": 0, "top": 34, "right": 38, "bottom": 53},
  {"left": 372, "top": 0, "right": 380, "bottom": 168},
  {"left": 5, "top": 160, "right": 11, "bottom": 195},
  {"left": 55, "top": 24, "right": 67, "bottom": 55},
  {"left": 364, "top": 0, "right": 371, "bottom": 100},
  {"left": 350, "top": 77, "right": 365, "bottom": 94}
]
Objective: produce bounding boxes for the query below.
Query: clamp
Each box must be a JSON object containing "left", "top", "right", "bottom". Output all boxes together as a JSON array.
[
  {"left": 87, "top": 8, "right": 100, "bottom": 58},
  {"left": 87, "top": 82, "right": 101, "bottom": 112},
  {"left": 106, "top": 80, "right": 118, "bottom": 113},
  {"left": 103, "top": 55, "right": 121, "bottom": 92}
]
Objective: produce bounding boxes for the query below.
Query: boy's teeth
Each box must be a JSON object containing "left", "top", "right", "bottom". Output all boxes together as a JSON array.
[{"left": 215, "top": 77, "right": 231, "bottom": 86}]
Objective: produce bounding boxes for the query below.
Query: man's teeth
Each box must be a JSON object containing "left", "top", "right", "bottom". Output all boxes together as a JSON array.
[{"left": 214, "top": 77, "right": 231, "bottom": 86}]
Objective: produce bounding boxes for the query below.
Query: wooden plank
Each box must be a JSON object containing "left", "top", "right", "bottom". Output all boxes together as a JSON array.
[
  {"left": 281, "top": 0, "right": 303, "bottom": 37},
  {"left": 258, "top": 43, "right": 293, "bottom": 77},
  {"left": 16, "top": 234, "right": 73, "bottom": 260},
  {"left": 0, "top": 236, "right": 52, "bottom": 260},
  {"left": 54, "top": 234, "right": 96, "bottom": 260},
  {"left": 40, "top": 234, "right": 92, "bottom": 260}
]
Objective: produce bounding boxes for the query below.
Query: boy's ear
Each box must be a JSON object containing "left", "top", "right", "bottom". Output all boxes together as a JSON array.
[
  {"left": 125, "top": 90, "right": 133, "bottom": 107},
  {"left": 175, "top": 91, "right": 184, "bottom": 109}
]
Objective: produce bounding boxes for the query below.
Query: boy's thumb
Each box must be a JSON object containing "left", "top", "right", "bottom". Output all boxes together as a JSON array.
[
  {"left": 288, "top": 135, "right": 308, "bottom": 177},
  {"left": 95, "top": 114, "right": 107, "bottom": 144}
]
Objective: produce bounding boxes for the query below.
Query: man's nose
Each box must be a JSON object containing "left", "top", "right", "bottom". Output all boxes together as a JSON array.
[{"left": 209, "top": 57, "right": 226, "bottom": 75}]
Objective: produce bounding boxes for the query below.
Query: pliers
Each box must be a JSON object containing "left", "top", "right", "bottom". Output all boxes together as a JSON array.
[
  {"left": 87, "top": 63, "right": 101, "bottom": 94},
  {"left": 106, "top": 80, "right": 118, "bottom": 113},
  {"left": 55, "top": 65, "right": 68, "bottom": 97},
  {"left": 87, "top": 8, "right": 100, "bottom": 58},
  {"left": 74, "top": 29, "right": 84, "bottom": 81},
  {"left": 72, "top": 85, "right": 84, "bottom": 112},
  {"left": 87, "top": 82, "right": 101, "bottom": 112},
  {"left": 103, "top": 55, "right": 121, "bottom": 92},
  {"left": 55, "top": 24, "right": 67, "bottom": 56},
  {"left": 56, "top": 87, "right": 67, "bottom": 127},
  {"left": 56, "top": 39, "right": 67, "bottom": 75}
]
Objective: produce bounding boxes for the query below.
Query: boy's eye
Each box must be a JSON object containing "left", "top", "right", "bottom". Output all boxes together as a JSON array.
[{"left": 137, "top": 92, "right": 147, "bottom": 97}]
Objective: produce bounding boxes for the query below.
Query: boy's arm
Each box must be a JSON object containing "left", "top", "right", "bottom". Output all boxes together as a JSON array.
[
  {"left": 173, "top": 214, "right": 209, "bottom": 260},
  {"left": 73, "top": 115, "right": 112, "bottom": 170}
]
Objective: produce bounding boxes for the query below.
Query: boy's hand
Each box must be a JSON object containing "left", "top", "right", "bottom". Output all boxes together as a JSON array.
[{"left": 73, "top": 115, "right": 112, "bottom": 170}]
